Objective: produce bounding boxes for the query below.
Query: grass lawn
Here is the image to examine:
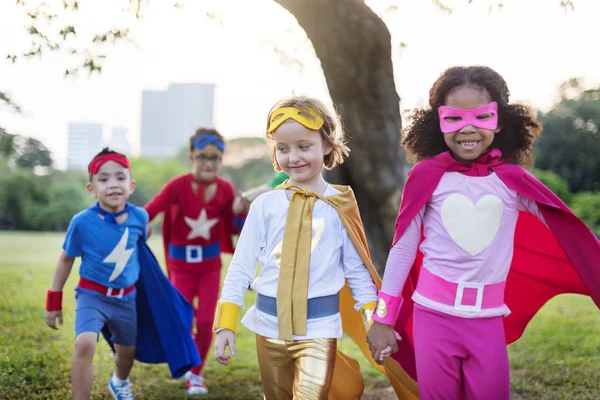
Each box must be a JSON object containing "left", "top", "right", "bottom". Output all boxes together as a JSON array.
[{"left": 1, "top": 231, "right": 599, "bottom": 399}]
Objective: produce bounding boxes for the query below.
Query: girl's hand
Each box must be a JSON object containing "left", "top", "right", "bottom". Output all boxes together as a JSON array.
[
  {"left": 366, "top": 321, "right": 402, "bottom": 364},
  {"left": 46, "top": 310, "right": 63, "bottom": 330},
  {"left": 214, "top": 329, "right": 236, "bottom": 366},
  {"left": 379, "top": 345, "right": 392, "bottom": 360}
]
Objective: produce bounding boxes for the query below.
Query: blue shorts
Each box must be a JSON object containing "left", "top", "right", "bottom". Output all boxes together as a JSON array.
[{"left": 74, "top": 291, "right": 137, "bottom": 346}]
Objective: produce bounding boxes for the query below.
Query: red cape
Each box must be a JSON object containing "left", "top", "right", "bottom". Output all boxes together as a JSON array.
[{"left": 389, "top": 151, "right": 600, "bottom": 380}]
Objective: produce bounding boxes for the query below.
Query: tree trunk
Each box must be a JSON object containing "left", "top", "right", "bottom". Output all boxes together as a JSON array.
[{"left": 275, "top": 0, "right": 404, "bottom": 272}]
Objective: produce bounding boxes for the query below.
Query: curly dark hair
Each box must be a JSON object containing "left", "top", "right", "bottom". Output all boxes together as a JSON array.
[{"left": 401, "top": 65, "right": 542, "bottom": 167}]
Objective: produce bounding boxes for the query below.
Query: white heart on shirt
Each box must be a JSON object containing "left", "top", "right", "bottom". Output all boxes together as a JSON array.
[{"left": 441, "top": 194, "right": 504, "bottom": 256}]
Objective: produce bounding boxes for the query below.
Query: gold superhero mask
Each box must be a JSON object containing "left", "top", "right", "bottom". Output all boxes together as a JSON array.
[{"left": 267, "top": 106, "right": 325, "bottom": 133}]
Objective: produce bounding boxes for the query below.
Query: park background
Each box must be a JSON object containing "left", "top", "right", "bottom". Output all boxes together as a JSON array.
[{"left": 1, "top": 0, "right": 599, "bottom": 399}]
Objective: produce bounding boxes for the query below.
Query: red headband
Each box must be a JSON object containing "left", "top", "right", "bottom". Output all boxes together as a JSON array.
[{"left": 88, "top": 153, "right": 130, "bottom": 175}]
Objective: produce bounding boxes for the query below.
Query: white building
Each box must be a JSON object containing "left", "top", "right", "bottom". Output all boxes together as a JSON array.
[
  {"left": 140, "top": 83, "right": 215, "bottom": 159},
  {"left": 67, "top": 123, "right": 104, "bottom": 170},
  {"left": 109, "top": 126, "right": 131, "bottom": 156}
]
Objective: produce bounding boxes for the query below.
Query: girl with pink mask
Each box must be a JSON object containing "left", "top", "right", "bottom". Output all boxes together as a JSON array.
[{"left": 366, "top": 65, "right": 600, "bottom": 399}]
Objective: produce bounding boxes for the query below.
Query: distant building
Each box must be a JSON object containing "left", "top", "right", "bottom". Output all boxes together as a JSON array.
[
  {"left": 67, "top": 123, "right": 104, "bottom": 170},
  {"left": 140, "top": 83, "right": 215, "bottom": 159},
  {"left": 109, "top": 126, "right": 131, "bottom": 156}
]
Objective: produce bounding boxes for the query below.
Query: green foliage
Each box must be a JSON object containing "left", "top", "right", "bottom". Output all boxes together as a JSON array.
[
  {"left": 0, "top": 135, "right": 277, "bottom": 231},
  {"left": 534, "top": 81, "right": 600, "bottom": 193},
  {"left": 530, "top": 169, "right": 572, "bottom": 204},
  {"left": 0, "top": 129, "right": 17, "bottom": 160},
  {"left": 0, "top": 91, "right": 22, "bottom": 113},
  {"left": 32, "top": 171, "right": 92, "bottom": 230},
  {"left": 227, "top": 137, "right": 271, "bottom": 146},
  {"left": 0, "top": 169, "right": 49, "bottom": 229},
  {"left": 6, "top": 1, "right": 137, "bottom": 77},
  {"left": 0, "top": 131, "right": 53, "bottom": 170},
  {"left": 128, "top": 157, "right": 188, "bottom": 207},
  {"left": 220, "top": 157, "right": 275, "bottom": 192},
  {"left": 220, "top": 137, "right": 274, "bottom": 191},
  {"left": 570, "top": 191, "right": 600, "bottom": 237},
  {"left": 14, "top": 136, "right": 53, "bottom": 169},
  {"left": 0, "top": 169, "right": 91, "bottom": 230}
]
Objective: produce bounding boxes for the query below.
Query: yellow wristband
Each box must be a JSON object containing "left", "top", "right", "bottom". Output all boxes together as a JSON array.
[
  {"left": 360, "top": 301, "right": 376, "bottom": 331},
  {"left": 213, "top": 301, "right": 241, "bottom": 334}
]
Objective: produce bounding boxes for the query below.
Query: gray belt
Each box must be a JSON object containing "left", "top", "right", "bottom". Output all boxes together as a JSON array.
[{"left": 255, "top": 292, "right": 340, "bottom": 319}]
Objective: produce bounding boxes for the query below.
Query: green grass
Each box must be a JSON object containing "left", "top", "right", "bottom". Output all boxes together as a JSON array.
[
  {"left": 509, "top": 295, "right": 600, "bottom": 399},
  {"left": 1, "top": 232, "right": 599, "bottom": 399}
]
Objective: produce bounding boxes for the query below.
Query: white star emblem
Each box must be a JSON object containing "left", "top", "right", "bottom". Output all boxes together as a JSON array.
[
  {"left": 184, "top": 208, "right": 218, "bottom": 240},
  {"left": 104, "top": 228, "right": 134, "bottom": 282}
]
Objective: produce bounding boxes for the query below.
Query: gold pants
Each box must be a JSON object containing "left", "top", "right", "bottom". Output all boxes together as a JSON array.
[{"left": 256, "top": 334, "right": 337, "bottom": 400}]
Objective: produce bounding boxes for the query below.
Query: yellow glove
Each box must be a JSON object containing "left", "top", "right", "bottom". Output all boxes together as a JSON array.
[
  {"left": 359, "top": 301, "right": 376, "bottom": 332},
  {"left": 213, "top": 301, "right": 241, "bottom": 333}
]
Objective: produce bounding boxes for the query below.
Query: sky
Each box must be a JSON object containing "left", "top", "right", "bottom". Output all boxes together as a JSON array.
[{"left": 1, "top": 0, "right": 599, "bottom": 169}]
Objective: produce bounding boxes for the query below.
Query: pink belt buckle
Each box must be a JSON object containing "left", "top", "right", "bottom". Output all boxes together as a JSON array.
[{"left": 454, "top": 282, "right": 484, "bottom": 312}]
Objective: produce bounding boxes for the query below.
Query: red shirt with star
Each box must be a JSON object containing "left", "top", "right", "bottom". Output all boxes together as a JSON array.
[{"left": 145, "top": 173, "right": 245, "bottom": 272}]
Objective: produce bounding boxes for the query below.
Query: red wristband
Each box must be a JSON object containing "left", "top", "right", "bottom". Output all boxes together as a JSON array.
[{"left": 46, "top": 290, "right": 63, "bottom": 311}]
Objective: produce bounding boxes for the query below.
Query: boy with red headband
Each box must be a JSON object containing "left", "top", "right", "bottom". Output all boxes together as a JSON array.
[
  {"left": 144, "top": 127, "right": 248, "bottom": 395},
  {"left": 46, "top": 148, "right": 147, "bottom": 400},
  {"left": 46, "top": 147, "right": 200, "bottom": 399}
]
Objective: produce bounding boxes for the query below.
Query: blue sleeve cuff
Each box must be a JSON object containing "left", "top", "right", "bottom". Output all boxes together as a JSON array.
[{"left": 234, "top": 216, "right": 246, "bottom": 229}]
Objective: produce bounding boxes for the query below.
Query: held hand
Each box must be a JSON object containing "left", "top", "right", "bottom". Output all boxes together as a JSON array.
[
  {"left": 366, "top": 321, "right": 401, "bottom": 365},
  {"left": 380, "top": 345, "right": 393, "bottom": 360},
  {"left": 379, "top": 329, "right": 403, "bottom": 360},
  {"left": 240, "top": 184, "right": 271, "bottom": 203},
  {"left": 214, "top": 329, "right": 236, "bottom": 366},
  {"left": 45, "top": 310, "right": 63, "bottom": 330},
  {"left": 232, "top": 195, "right": 250, "bottom": 215}
]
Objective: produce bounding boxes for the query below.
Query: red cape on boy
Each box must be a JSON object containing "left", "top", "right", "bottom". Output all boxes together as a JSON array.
[{"left": 384, "top": 149, "right": 600, "bottom": 381}]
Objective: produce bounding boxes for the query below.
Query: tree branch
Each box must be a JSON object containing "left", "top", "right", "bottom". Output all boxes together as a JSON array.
[{"left": 0, "top": 91, "right": 22, "bottom": 113}]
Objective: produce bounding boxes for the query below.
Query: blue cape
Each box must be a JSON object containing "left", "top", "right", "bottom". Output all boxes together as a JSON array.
[{"left": 102, "top": 242, "right": 200, "bottom": 378}]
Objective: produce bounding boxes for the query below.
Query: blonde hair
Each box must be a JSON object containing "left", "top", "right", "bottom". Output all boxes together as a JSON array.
[{"left": 265, "top": 96, "right": 350, "bottom": 171}]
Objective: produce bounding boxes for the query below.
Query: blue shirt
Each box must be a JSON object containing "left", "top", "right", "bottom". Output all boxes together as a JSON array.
[{"left": 63, "top": 205, "right": 149, "bottom": 290}]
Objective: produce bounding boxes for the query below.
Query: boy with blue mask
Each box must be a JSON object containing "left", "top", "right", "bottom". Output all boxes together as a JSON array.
[{"left": 144, "top": 127, "right": 248, "bottom": 395}]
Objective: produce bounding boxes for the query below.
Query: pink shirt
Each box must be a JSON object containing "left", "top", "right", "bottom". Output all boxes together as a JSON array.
[{"left": 381, "top": 172, "right": 546, "bottom": 318}]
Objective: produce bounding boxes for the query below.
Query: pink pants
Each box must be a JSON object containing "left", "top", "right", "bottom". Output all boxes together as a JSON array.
[
  {"left": 170, "top": 265, "right": 221, "bottom": 376},
  {"left": 413, "top": 304, "right": 510, "bottom": 400}
]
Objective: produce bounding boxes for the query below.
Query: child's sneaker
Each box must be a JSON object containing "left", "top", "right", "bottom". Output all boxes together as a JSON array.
[
  {"left": 184, "top": 371, "right": 208, "bottom": 395},
  {"left": 108, "top": 377, "right": 135, "bottom": 400}
]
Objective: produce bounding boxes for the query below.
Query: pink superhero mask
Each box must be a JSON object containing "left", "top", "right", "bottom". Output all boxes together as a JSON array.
[{"left": 438, "top": 101, "right": 498, "bottom": 134}]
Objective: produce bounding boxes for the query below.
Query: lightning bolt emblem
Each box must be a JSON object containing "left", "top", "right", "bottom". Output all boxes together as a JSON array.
[
  {"left": 104, "top": 228, "right": 134, "bottom": 282},
  {"left": 269, "top": 217, "right": 325, "bottom": 268}
]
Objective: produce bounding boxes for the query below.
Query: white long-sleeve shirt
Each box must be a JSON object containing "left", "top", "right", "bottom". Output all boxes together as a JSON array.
[{"left": 219, "top": 185, "right": 377, "bottom": 339}]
